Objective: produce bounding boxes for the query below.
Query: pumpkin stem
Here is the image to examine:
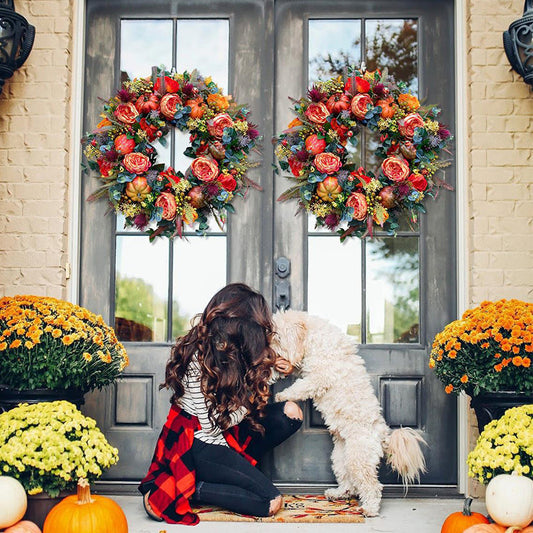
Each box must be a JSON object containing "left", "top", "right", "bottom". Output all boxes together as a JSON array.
[
  {"left": 462, "top": 497, "right": 473, "bottom": 516},
  {"left": 77, "top": 478, "right": 94, "bottom": 505}
]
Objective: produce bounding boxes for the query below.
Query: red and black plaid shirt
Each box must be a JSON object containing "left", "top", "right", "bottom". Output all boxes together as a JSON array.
[{"left": 139, "top": 404, "right": 257, "bottom": 525}]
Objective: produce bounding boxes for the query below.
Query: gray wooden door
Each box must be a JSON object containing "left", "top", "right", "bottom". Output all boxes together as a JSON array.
[{"left": 80, "top": 0, "right": 456, "bottom": 493}]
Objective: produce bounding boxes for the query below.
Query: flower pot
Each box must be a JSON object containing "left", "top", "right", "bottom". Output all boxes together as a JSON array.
[
  {"left": 0, "top": 387, "right": 85, "bottom": 413},
  {"left": 24, "top": 491, "right": 72, "bottom": 529},
  {"left": 470, "top": 391, "right": 533, "bottom": 432}
]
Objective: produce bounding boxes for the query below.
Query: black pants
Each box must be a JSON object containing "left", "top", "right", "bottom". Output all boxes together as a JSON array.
[{"left": 191, "top": 401, "right": 302, "bottom": 517}]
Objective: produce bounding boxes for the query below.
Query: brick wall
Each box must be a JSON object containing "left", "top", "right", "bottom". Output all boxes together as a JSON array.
[
  {"left": 0, "top": 0, "right": 73, "bottom": 299},
  {"left": 467, "top": 0, "right": 533, "bottom": 496},
  {"left": 468, "top": 0, "right": 533, "bottom": 304}
]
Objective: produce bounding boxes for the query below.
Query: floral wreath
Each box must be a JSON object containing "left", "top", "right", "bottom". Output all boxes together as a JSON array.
[
  {"left": 274, "top": 67, "right": 453, "bottom": 239},
  {"left": 83, "top": 68, "right": 260, "bottom": 239}
]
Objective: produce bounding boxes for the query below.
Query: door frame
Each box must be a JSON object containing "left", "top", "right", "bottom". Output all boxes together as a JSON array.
[{"left": 68, "top": 0, "right": 471, "bottom": 495}]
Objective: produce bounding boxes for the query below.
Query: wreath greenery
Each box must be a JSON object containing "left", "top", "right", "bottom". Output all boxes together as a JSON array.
[
  {"left": 274, "top": 67, "right": 453, "bottom": 239},
  {"left": 83, "top": 68, "right": 260, "bottom": 239}
]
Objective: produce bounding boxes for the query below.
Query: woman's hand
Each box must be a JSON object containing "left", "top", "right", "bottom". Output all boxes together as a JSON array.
[{"left": 275, "top": 356, "right": 294, "bottom": 376}]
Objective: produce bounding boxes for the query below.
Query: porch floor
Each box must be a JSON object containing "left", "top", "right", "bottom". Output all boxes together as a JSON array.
[{"left": 115, "top": 495, "right": 486, "bottom": 533}]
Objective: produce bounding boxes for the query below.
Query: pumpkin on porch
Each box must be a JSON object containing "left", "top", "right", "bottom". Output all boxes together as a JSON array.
[
  {"left": 441, "top": 498, "right": 489, "bottom": 533},
  {"left": 4, "top": 521, "right": 42, "bottom": 533},
  {"left": 43, "top": 479, "right": 127, "bottom": 533},
  {"left": 0, "top": 476, "right": 27, "bottom": 528},
  {"left": 485, "top": 474, "right": 533, "bottom": 528}
]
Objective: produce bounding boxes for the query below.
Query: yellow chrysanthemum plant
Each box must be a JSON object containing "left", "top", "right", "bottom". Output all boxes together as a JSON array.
[
  {"left": 0, "top": 401, "right": 119, "bottom": 496},
  {"left": 430, "top": 299, "right": 533, "bottom": 396},
  {"left": 0, "top": 295, "right": 129, "bottom": 392},
  {"left": 467, "top": 404, "right": 533, "bottom": 484}
]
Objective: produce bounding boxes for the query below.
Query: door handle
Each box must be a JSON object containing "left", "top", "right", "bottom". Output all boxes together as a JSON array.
[{"left": 274, "top": 257, "right": 290, "bottom": 310}]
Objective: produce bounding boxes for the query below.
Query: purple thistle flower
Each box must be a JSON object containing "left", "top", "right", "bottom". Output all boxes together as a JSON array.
[
  {"left": 145, "top": 170, "right": 159, "bottom": 185},
  {"left": 307, "top": 85, "right": 327, "bottom": 102},
  {"left": 239, "top": 135, "right": 251, "bottom": 147},
  {"left": 116, "top": 88, "right": 136, "bottom": 102},
  {"left": 340, "top": 110, "right": 351, "bottom": 120},
  {"left": 324, "top": 213, "right": 340, "bottom": 229},
  {"left": 336, "top": 170, "right": 350, "bottom": 186},
  {"left": 134, "top": 213, "right": 148, "bottom": 230},
  {"left": 429, "top": 135, "right": 441, "bottom": 148},
  {"left": 148, "top": 110, "right": 161, "bottom": 120}
]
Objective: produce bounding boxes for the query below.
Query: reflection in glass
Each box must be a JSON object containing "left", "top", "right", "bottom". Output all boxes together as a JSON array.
[
  {"left": 115, "top": 236, "right": 169, "bottom": 342},
  {"left": 177, "top": 20, "right": 229, "bottom": 91},
  {"left": 172, "top": 237, "right": 227, "bottom": 338},
  {"left": 309, "top": 20, "right": 361, "bottom": 83},
  {"left": 308, "top": 237, "right": 362, "bottom": 340},
  {"left": 366, "top": 237, "right": 419, "bottom": 344},
  {"left": 120, "top": 20, "right": 173, "bottom": 81},
  {"left": 365, "top": 19, "right": 418, "bottom": 93}
]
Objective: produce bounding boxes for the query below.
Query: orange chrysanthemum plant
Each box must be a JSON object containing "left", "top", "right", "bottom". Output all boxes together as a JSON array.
[
  {"left": 430, "top": 299, "right": 533, "bottom": 396},
  {"left": 0, "top": 295, "right": 129, "bottom": 392}
]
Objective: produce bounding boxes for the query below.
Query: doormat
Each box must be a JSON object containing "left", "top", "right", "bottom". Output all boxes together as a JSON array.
[{"left": 191, "top": 494, "right": 365, "bottom": 523}]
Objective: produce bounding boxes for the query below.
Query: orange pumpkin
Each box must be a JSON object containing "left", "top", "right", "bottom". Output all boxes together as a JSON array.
[
  {"left": 186, "top": 98, "right": 205, "bottom": 119},
  {"left": 377, "top": 96, "right": 396, "bottom": 119},
  {"left": 463, "top": 525, "right": 507, "bottom": 533},
  {"left": 43, "top": 479, "right": 127, "bottom": 533},
  {"left": 125, "top": 176, "right": 151, "bottom": 202},
  {"left": 316, "top": 176, "right": 342, "bottom": 202},
  {"left": 441, "top": 498, "right": 490, "bottom": 533},
  {"left": 4, "top": 521, "right": 41, "bottom": 533}
]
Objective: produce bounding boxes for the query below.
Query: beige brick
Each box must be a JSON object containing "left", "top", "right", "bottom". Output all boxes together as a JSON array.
[
  {"left": 514, "top": 133, "right": 533, "bottom": 149},
  {"left": 486, "top": 149, "right": 531, "bottom": 166},
  {"left": 471, "top": 98, "right": 514, "bottom": 115},
  {"left": 487, "top": 183, "right": 529, "bottom": 200},
  {"left": 515, "top": 200, "right": 533, "bottom": 215},
  {"left": 470, "top": 150, "right": 487, "bottom": 166},
  {"left": 472, "top": 269, "right": 505, "bottom": 286},
  {"left": 471, "top": 132, "right": 513, "bottom": 149},
  {"left": 470, "top": 116, "right": 487, "bottom": 132},
  {"left": 471, "top": 166, "right": 514, "bottom": 183},
  {"left": 504, "top": 269, "right": 533, "bottom": 285},
  {"left": 504, "top": 116, "right": 533, "bottom": 132}
]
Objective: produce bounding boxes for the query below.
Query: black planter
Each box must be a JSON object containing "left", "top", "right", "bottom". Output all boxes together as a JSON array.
[
  {"left": 470, "top": 391, "right": 533, "bottom": 432},
  {"left": 24, "top": 491, "right": 72, "bottom": 529},
  {"left": 0, "top": 387, "right": 85, "bottom": 412}
]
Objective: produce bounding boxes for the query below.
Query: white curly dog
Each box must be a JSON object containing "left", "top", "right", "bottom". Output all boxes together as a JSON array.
[{"left": 272, "top": 309, "right": 427, "bottom": 517}]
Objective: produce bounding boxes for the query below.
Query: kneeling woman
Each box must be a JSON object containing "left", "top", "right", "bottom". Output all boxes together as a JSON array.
[{"left": 139, "top": 283, "right": 303, "bottom": 524}]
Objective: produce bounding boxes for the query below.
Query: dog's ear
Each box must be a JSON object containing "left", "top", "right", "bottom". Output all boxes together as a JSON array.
[{"left": 277, "top": 312, "right": 307, "bottom": 365}]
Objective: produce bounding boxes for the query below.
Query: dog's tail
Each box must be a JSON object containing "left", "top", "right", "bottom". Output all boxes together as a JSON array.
[{"left": 385, "top": 427, "right": 427, "bottom": 486}]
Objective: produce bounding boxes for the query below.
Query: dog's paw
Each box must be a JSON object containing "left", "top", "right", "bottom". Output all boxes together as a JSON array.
[
  {"left": 275, "top": 392, "right": 288, "bottom": 402},
  {"left": 360, "top": 507, "right": 379, "bottom": 517},
  {"left": 324, "top": 487, "right": 350, "bottom": 500}
]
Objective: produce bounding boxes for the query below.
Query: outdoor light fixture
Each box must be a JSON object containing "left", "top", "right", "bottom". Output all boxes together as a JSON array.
[
  {"left": 504, "top": 0, "right": 533, "bottom": 87},
  {"left": 0, "top": 0, "right": 35, "bottom": 95}
]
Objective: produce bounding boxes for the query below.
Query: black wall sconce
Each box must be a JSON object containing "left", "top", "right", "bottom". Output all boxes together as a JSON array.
[
  {"left": 504, "top": 0, "right": 533, "bottom": 87},
  {"left": 0, "top": 0, "right": 35, "bottom": 95}
]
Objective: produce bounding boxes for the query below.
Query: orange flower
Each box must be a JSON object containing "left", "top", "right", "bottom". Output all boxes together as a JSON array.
[
  {"left": 501, "top": 341, "right": 512, "bottom": 352},
  {"left": 494, "top": 363, "right": 503, "bottom": 372},
  {"left": 52, "top": 328, "right": 62, "bottom": 338},
  {"left": 398, "top": 93, "right": 420, "bottom": 111},
  {"left": 494, "top": 333, "right": 503, "bottom": 342},
  {"left": 429, "top": 359, "right": 435, "bottom": 369},
  {"left": 287, "top": 118, "right": 302, "bottom": 129},
  {"left": 445, "top": 384, "right": 453, "bottom": 394},
  {"left": 523, "top": 357, "right": 531, "bottom": 368},
  {"left": 448, "top": 350, "right": 457, "bottom": 359},
  {"left": 0, "top": 342, "right": 6, "bottom": 351},
  {"left": 460, "top": 374, "right": 469, "bottom": 383},
  {"left": 83, "top": 352, "right": 93, "bottom": 362},
  {"left": 512, "top": 346, "right": 520, "bottom": 354},
  {"left": 97, "top": 116, "right": 112, "bottom": 128},
  {"left": 502, "top": 358, "right": 511, "bottom": 367},
  {"left": 24, "top": 340, "right": 34, "bottom": 349},
  {"left": 62, "top": 335, "right": 74, "bottom": 346},
  {"left": 526, "top": 344, "right": 533, "bottom": 353},
  {"left": 9, "top": 339, "right": 21, "bottom": 349},
  {"left": 481, "top": 342, "right": 489, "bottom": 349},
  {"left": 207, "top": 93, "right": 229, "bottom": 111},
  {"left": 494, "top": 352, "right": 502, "bottom": 359},
  {"left": 512, "top": 356, "right": 523, "bottom": 366}
]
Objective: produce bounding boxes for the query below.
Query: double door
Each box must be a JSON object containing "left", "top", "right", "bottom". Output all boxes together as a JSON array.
[{"left": 81, "top": 0, "right": 457, "bottom": 491}]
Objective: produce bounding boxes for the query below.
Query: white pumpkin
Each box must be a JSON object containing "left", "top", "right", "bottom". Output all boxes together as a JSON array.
[
  {"left": 0, "top": 476, "right": 28, "bottom": 528},
  {"left": 486, "top": 473, "right": 533, "bottom": 527}
]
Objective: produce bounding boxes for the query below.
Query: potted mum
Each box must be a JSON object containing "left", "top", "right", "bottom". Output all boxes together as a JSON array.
[
  {"left": 0, "top": 400, "right": 120, "bottom": 526},
  {"left": 429, "top": 299, "right": 533, "bottom": 430},
  {"left": 0, "top": 295, "right": 129, "bottom": 409}
]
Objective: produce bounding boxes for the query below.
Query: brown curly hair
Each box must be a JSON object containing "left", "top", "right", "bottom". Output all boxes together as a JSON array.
[{"left": 163, "top": 283, "right": 276, "bottom": 434}]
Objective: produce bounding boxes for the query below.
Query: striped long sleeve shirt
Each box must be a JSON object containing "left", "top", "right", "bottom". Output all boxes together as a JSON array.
[{"left": 178, "top": 354, "right": 247, "bottom": 446}]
